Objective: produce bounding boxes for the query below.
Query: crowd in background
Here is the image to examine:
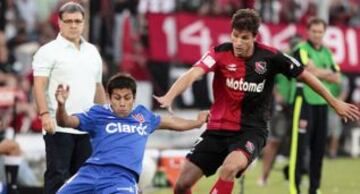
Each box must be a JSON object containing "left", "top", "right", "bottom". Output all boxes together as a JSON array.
[{"left": 1, "top": 0, "right": 360, "bottom": 188}]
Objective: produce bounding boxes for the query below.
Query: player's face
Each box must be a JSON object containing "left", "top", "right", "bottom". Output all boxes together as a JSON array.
[
  {"left": 58, "top": 12, "right": 84, "bottom": 43},
  {"left": 308, "top": 23, "right": 326, "bottom": 48},
  {"left": 110, "top": 88, "right": 135, "bottom": 117},
  {"left": 230, "top": 29, "right": 256, "bottom": 58}
]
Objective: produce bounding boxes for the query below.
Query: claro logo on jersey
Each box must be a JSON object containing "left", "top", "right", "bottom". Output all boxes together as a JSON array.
[
  {"left": 226, "top": 78, "right": 266, "bottom": 93},
  {"left": 105, "top": 123, "right": 147, "bottom": 136}
]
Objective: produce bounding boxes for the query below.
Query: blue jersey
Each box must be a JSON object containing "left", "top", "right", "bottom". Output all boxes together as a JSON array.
[{"left": 74, "top": 104, "right": 161, "bottom": 177}]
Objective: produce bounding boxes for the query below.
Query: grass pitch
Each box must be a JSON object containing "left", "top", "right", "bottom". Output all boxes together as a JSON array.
[{"left": 149, "top": 158, "right": 360, "bottom": 194}]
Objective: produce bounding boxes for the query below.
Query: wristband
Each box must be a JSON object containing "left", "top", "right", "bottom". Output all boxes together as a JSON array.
[{"left": 40, "top": 111, "right": 49, "bottom": 116}]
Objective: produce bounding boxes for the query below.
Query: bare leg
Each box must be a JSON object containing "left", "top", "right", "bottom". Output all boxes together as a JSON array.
[
  {"left": 258, "top": 138, "right": 280, "bottom": 185},
  {"left": 174, "top": 160, "right": 204, "bottom": 194},
  {"left": 209, "top": 150, "right": 249, "bottom": 194}
]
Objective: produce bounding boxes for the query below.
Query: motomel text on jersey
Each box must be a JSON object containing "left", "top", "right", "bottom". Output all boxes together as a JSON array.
[
  {"left": 105, "top": 123, "right": 147, "bottom": 136},
  {"left": 226, "top": 78, "right": 266, "bottom": 93}
]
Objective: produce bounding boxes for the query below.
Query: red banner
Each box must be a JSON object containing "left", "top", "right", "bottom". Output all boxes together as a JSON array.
[{"left": 148, "top": 13, "right": 360, "bottom": 73}]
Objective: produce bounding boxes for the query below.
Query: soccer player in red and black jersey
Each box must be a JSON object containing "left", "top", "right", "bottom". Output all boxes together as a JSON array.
[{"left": 155, "top": 9, "right": 360, "bottom": 194}]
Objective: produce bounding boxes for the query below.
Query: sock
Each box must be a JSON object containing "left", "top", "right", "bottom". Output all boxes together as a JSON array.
[
  {"left": 209, "top": 178, "right": 234, "bottom": 194},
  {"left": 4, "top": 156, "right": 22, "bottom": 194}
]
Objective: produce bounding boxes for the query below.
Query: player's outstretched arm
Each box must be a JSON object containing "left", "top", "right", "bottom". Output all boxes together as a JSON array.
[
  {"left": 297, "top": 70, "right": 360, "bottom": 121},
  {"left": 55, "top": 84, "right": 80, "bottom": 131},
  {"left": 158, "top": 111, "right": 209, "bottom": 131},
  {"left": 154, "top": 67, "right": 205, "bottom": 111}
]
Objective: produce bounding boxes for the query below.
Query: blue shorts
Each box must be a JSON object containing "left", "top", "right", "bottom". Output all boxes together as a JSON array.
[{"left": 57, "top": 164, "right": 138, "bottom": 194}]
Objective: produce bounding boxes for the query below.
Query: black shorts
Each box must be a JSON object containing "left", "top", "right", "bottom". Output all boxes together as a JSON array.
[{"left": 186, "top": 129, "right": 267, "bottom": 177}]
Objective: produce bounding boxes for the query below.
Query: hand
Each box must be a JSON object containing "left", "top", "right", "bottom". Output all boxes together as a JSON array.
[
  {"left": 332, "top": 99, "right": 360, "bottom": 122},
  {"left": 41, "top": 114, "right": 56, "bottom": 134},
  {"left": 197, "top": 110, "right": 210, "bottom": 125},
  {"left": 55, "top": 84, "right": 70, "bottom": 105},
  {"left": 153, "top": 95, "right": 174, "bottom": 114}
]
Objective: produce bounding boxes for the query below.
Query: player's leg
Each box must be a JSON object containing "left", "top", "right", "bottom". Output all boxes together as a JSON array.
[
  {"left": 57, "top": 166, "right": 96, "bottom": 194},
  {"left": 258, "top": 109, "right": 287, "bottom": 186},
  {"left": 210, "top": 130, "right": 266, "bottom": 194},
  {"left": 96, "top": 165, "right": 138, "bottom": 194},
  {"left": 175, "top": 131, "right": 227, "bottom": 194},
  {"left": 258, "top": 137, "right": 280, "bottom": 186},
  {"left": 174, "top": 160, "right": 204, "bottom": 194}
]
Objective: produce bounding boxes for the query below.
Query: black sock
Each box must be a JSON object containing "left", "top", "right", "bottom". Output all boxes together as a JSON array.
[{"left": 5, "top": 165, "right": 19, "bottom": 194}]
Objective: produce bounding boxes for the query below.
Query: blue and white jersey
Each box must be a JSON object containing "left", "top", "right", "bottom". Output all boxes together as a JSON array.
[{"left": 74, "top": 104, "right": 161, "bottom": 177}]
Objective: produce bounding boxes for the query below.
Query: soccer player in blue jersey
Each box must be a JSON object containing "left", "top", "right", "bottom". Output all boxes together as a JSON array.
[{"left": 49, "top": 73, "right": 208, "bottom": 194}]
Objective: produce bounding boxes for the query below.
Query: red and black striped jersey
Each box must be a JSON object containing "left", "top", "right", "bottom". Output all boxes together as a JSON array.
[{"left": 195, "top": 42, "right": 304, "bottom": 133}]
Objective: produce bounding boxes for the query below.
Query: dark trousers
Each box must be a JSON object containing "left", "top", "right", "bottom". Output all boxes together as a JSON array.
[
  {"left": 43, "top": 132, "right": 92, "bottom": 194},
  {"left": 291, "top": 101, "right": 328, "bottom": 194}
]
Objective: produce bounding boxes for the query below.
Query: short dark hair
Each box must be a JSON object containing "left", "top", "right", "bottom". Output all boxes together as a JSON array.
[
  {"left": 307, "top": 17, "right": 327, "bottom": 29},
  {"left": 231, "top": 9, "right": 261, "bottom": 35},
  {"left": 58, "top": 2, "right": 85, "bottom": 20},
  {"left": 106, "top": 73, "right": 137, "bottom": 97}
]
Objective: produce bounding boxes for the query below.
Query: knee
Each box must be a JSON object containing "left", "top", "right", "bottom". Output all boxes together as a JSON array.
[{"left": 220, "top": 161, "right": 247, "bottom": 179}]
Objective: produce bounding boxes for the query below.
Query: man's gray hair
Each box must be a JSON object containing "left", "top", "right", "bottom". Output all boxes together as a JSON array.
[{"left": 58, "top": 2, "right": 85, "bottom": 19}]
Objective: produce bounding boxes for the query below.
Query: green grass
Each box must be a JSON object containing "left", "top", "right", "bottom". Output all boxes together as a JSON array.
[{"left": 148, "top": 158, "right": 360, "bottom": 194}]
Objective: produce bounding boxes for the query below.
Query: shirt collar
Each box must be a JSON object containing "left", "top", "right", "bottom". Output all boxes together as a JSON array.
[{"left": 56, "top": 33, "right": 86, "bottom": 48}]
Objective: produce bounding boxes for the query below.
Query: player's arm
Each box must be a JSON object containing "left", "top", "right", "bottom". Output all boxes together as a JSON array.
[
  {"left": 154, "top": 67, "right": 205, "bottom": 109},
  {"left": 94, "top": 82, "right": 107, "bottom": 104},
  {"left": 158, "top": 111, "right": 209, "bottom": 131},
  {"left": 297, "top": 70, "right": 360, "bottom": 121},
  {"left": 55, "top": 85, "right": 80, "bottom": 130}
]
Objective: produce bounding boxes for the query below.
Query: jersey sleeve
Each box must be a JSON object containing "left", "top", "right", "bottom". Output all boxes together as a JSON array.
[
  {"left": 32, "top": 46, "right": 55, "bottom": 77},
  {"left": 273, "top": 51, "right": 304, "bottom": 78},
  {"left": 194, "top": 47, "right": 217, "bottom": 73},
  {"left": 74, "top": 106, "right": 97, "bottom": 133},
  {"left": 149, "top": 112, "right": 161, "bottom": 134},
  {"left": 292, "top": 47, "right": 309, "bottom": 66}
]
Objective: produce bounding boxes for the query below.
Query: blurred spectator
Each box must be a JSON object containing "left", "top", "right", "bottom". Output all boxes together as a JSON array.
[
  {"left": 34, "top": 0, "right": 58, "bottom": 23},
  {"left": 0, "top": 0, "right": 5, "bottom": 31},
  {"left": 329, "top": 0, "right": 351, "bottom": 26},
  {"left": 89, "top": 0, "right": 114, "bottom": 56},
  {"left": 113, "top": 0, "right": 139, "bottom": 64},
  {"left": 257, "top": 0, "right": 281, "bottom": 23},
  {"left": 15, "top": 0, "right": 38, "bottom": 36},
  {"left": 327, "top": 75, "right": 349, "bottom": 158},
  {"left": 348, "top": 0, "right": 360, "bottom": 26},
  {"left": 138, "top": 0, "right": 176, "bottom": 13}
]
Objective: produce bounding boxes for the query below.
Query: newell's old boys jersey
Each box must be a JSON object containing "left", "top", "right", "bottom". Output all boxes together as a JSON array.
[
  {"left": 74, "top": 104, "right": 161, "bottom": 178},
  {"left": 195, "top": 42, "right": 304, "bottom": 132}
]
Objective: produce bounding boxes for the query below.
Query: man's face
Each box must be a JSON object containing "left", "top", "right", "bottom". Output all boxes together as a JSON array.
[
  {"left": 58, "top": 12, "right": 84, "bottom": 42},
  {"left": 110, "top": 88, "right": 135, "bottom": 117},
  {"left": 308, "top": 23, "right": 326, "bottom": 47},
  {"left": 230, "top": 29, "right": 256, "bottom": 58}
]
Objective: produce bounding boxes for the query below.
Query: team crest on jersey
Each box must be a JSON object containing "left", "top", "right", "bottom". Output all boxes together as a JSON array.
[
  {"left": 132, "top": 113, "right": 145, "bottom": 123},
  {"left": 226, "top": 64, "right": 237, "bottom": 72},
  {"left": 245, "top": 141, "right": 255, "bottom": 154},
  {"left": 254, "top": 61, "right": 267, "bottom": 74}
]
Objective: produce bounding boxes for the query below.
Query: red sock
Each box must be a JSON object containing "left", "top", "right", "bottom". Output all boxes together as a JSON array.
[{"left": 209, "top": 178, "right": 234, "bottom": 194}]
